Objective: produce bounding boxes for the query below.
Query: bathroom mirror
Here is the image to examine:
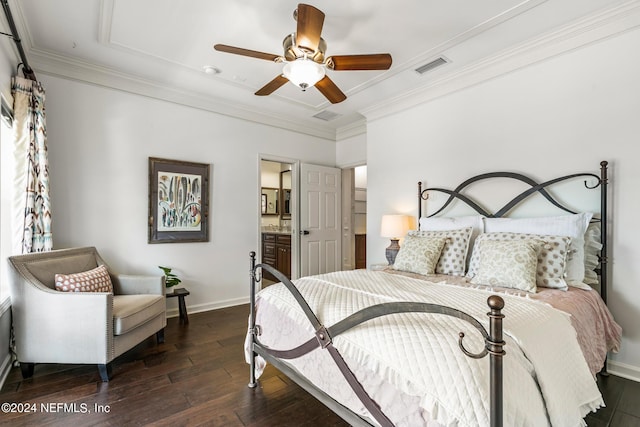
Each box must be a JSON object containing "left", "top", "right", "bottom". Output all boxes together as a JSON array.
[{"left": 261, "top": 187, "right": 279, "bottom": 215}]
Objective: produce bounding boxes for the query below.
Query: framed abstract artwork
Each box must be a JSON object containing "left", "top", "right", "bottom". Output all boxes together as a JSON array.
[{"left": 148, "top": 157, "right": 210, "bottom": 243}]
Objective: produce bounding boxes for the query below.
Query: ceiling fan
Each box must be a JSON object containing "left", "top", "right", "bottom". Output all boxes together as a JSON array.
[{"left": 214, "top": 3, "right": 392, "bottom": 104}]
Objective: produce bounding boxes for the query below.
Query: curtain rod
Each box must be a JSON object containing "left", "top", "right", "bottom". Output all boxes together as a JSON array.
[{"left": 1, "top": 0, "right": 37, "bottom": 81}]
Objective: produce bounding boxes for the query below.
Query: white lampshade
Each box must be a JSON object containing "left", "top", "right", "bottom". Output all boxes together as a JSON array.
[
  {"left": 380, "top": 215, "right": 412, "bottom": 239},
  {"left": 283, "top": 59, "right": 326, "bottom": 90}
]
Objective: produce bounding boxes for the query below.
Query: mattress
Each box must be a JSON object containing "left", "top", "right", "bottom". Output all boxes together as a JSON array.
[{"left": 247, "top": 269, "right": 621, "bottom": 426}]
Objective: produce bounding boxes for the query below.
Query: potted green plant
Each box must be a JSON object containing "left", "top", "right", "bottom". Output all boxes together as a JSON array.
[{"left": 158, "top": 266, "right": 182, "bottom": 293}]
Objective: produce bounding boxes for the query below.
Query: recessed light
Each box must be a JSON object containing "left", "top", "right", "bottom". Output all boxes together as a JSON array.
[{"left": 203, "top": 65, "right": 220, "bottom": 75}]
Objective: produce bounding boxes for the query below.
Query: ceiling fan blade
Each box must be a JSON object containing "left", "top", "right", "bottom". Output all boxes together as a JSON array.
[
  {"left": 255, "top": 75, "right": 289, "bottom": 96},
  {"left": 296, "top": 4, "right": 325, "bottom": 53},
  {"left": 315, "top": 76, "right": 347, "bottom": 104},
  {"left": 214, "top": 44, "right": 281, "bottom": 62},
  {"left": 327, "top": 54, "right": 392, "bottom": 71}
]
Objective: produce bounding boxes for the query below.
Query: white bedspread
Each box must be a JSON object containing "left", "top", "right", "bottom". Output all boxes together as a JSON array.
[{"left": 250, "top": 270, "right": 603, "bottom": 426}]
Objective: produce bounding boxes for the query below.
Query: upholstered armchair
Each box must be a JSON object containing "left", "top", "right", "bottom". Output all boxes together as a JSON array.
[{"left": 8, "top": 247, "right": 166, "bottom": 382}]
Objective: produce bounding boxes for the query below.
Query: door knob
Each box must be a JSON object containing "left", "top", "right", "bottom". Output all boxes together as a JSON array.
[{"left": 300, "top": 230, "right": 310, "bottom": 235}]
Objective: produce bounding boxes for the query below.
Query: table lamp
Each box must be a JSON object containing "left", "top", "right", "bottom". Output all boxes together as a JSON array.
[{"left": 380, "top": 214, "right": 412, "bottom": 265}]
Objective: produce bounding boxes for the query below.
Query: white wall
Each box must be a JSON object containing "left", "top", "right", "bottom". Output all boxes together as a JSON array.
[
  {"left": 366, "top": 28, "right": 640, "bottom": 378},
  {"left": 336, "top": 132, "right": 366, "bottom": 167},
  {"left": 40, "top": 74, "right": 336, "bottom": 312}
]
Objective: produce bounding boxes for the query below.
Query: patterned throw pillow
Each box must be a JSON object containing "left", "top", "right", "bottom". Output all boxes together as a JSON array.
[
  {"left": 483, "top": 213, "right": 591, "bottom": 285},
  {"left": 393, "top": 235, "right": 448, "bottom": 276},
  {"left": 55, "top": 265, "right": 114, "bottom": 293},
  {"left": 470, "top": 239, "right": 542, "bottom": 292},
  {"left": 467, "top": 232, "right": 571, "bottom": 290},
  {"left": 408, "top": 228, "right": 473, "bottom": 276}
]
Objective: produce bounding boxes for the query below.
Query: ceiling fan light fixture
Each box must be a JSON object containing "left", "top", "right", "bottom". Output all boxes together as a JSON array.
[{"left": 282, "top": 59, "right": 325, "bottom": 91}]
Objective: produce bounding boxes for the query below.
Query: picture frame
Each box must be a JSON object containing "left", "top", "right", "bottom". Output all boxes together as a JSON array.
[{"left": 148, "top": 157, "right": 210, "bottom": 243}]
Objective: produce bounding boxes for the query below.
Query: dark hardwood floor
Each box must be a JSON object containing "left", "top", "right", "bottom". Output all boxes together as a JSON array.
[{"left": 0, "top": 304, "right": 638, "bottom": 426}]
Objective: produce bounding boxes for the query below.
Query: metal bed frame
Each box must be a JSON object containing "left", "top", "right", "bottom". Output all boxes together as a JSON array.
[{"left": 247, "top": 161, "right": 609, "bottom": 427}]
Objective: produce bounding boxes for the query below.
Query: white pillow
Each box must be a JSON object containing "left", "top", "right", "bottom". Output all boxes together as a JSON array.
[
  {"left": 393, "top": 235, "right": 447, "bottom": 276},
  {"left": 470, "top": 239, "right": 542, "bottom": 293},
  {"left": 483, "top": 213, "right": 592, "bottom": 285},
  {"left": 467, "top": 232, "right": 571, "bottom": 290},
  {"left": 583, "top": 222, "right": 602, "bottom": 286},
  {"left": 419, "top": 215, "right": 484, "bottom": 233},
  {"left": 408, "top": 228, "right": 473, "bottom": 276}
]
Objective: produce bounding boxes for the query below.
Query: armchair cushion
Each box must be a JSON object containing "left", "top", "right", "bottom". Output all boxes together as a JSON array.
[
  {"left": 113, "top": 294, "right": 165, "bottom": 335},
  {"left": 55, "top": 264, "right": 114, "bottom": 293}
]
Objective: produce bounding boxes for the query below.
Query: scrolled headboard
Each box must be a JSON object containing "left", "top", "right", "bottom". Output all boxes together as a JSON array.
[{"left": 418, "top": 161, "right": 609, "bottom": 302}]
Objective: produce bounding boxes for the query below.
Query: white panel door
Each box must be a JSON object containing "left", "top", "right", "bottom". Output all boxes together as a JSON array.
[{"left": 300, "top": 163, "right": 341, "bottom": 276}]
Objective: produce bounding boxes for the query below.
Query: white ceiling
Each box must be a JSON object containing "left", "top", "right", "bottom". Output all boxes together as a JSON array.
[{"left": 5, "top": 0, "right": 632, "bottom": 139}]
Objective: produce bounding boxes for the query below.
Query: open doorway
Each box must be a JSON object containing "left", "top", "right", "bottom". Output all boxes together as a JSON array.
[
  {"left": 259, "top": 159, "right": 295, "bottom": 286},
  {"left": 342, "top": 165, "right": 367, "bottom": 270},
  {"left": 353, "top": 166, "right": 367, "bottom": 268}
]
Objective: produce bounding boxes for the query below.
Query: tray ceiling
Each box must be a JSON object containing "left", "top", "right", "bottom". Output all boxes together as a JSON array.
[{"left": 6, "top": 0, "right": 632, "bottom": 139}]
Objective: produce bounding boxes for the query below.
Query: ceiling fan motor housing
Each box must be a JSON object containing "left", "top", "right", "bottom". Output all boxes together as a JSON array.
[{"left": 283, "top": 33, "right": 326, "bottom": 63}]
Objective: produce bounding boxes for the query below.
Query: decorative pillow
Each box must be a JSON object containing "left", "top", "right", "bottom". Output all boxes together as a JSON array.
[
  {"left": 393, "top": 236, "right": 448, "bottom": 276},
  {"left": 483, "top": 212, "right": 592, "bottom": 284},
  {"left": 583, "top": 222, "right": 602, "bottom": 287},
  {"left": 470, "top": 239, "right": 542, "bottom": 292},
  {"left": 408, "top": 227, "right": 473, "bottom": 276},
  {"left": 55, "top": 265, "right": 114, "bottom": 293},
  {"left": 467, "top": 232, "right": 571, "bottom": 290}
]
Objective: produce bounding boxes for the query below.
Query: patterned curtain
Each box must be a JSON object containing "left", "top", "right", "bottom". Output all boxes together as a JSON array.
[{"left": 11, "top": 76, "right": 53, "bottom": 253}]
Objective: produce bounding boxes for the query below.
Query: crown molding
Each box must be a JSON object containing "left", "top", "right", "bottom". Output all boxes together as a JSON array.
[
  {"left": 19, "top": 0, "right": 336, "bottom": 134},
  {"left": 27, "top": 48, "right": 338, "bottom": 141},
  {"left": 361, "top": 0, "right": 640, "bottom": 122}
]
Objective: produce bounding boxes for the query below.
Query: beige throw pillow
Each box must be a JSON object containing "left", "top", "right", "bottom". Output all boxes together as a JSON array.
[
  {"left": 467, "top": 232, "right": 571, "bottom": 290},
  {"left": 393, "top": 235, "right": 448, "bottom": 276},
  {"left": 408, "top": 227, "right": 473, "bottom": 276},
  {"left": 470, "top": 239, "right": 542, "bottom": 292}
]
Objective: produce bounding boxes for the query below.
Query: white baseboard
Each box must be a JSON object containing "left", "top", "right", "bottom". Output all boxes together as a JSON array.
[
  {"left": 0, "top": 353, "right": 13, "bottom": 391},
  {"left": 166, "top": 296, "right": 249, "bottom": 319},
  {"left": 608, "top": 360, "right": 640, "bottom": 382}
]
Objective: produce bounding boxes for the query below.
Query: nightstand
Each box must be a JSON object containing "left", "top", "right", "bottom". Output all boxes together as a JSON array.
[
  {"left": 370, "top": 263, "right": 390, "bottom": 271},
  {"left": 166, "top": 288, "right": 190, "bottom": 323}
]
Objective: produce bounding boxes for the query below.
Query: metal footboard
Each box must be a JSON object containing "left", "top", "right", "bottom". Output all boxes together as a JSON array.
[{"left": 248, "top": 252, "right": 505, "bottom": 427}]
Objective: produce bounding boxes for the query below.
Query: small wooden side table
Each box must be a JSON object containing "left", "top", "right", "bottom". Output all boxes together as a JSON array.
[{"left": 166, "top": 288, "right": 190, "bottom": 324}]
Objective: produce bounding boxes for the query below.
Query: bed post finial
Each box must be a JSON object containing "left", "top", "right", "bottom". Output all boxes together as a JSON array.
[
  {"left": 487, "top": 295, "right": 504, "bottom": 311},
  {"left": 600, "top": 161, "right": 608, "bottom": 184},
  {"left": 487, "top": 295, "right": 505, "bottom": 427}
]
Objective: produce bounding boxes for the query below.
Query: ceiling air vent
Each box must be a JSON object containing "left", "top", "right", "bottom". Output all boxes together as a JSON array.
[
  {"left": 415, "top": 57, "right": 449, "bottom": 75},
  {"left": 313, "top": 110, "right": 341, "bottom": 121}
]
